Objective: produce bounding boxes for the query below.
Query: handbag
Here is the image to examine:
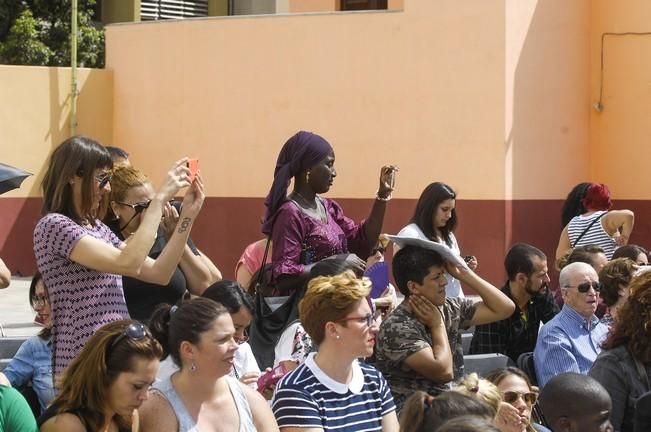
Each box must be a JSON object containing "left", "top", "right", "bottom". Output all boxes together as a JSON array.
[{"left": 248, "top": 236, "right": 307, "bottom": 369}]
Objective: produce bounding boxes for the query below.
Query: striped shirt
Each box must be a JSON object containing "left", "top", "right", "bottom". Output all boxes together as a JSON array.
[
  {"left": 272, "top": 353, "right": 396, "bottom": 431},
  {"left": 533, "top": 304, "right": 608, "bottom": 388},
  {"left": 567, "top": 211, "right": 617, "bottom": 258},
  {"left": 33, "top": 213, "right": 128, "bottom": 377}
]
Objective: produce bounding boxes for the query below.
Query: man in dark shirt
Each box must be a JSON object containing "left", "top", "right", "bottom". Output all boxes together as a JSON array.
[{"left": 469, "top": 243, "right": 558, "bottom": 363}]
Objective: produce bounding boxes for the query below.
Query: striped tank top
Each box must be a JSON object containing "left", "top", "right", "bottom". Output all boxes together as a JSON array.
[{"left": 567, "top": 211, "right": 617, "bottom": 258}]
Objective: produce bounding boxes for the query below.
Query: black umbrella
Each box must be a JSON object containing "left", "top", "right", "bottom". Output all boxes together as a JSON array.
[{"left": 0, "top": 163, "right": 32, "bottom": 195}]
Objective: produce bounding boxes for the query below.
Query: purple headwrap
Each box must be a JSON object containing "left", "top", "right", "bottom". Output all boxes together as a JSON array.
[{"left": 261, "top": 131, "right": 333, "bottom": 235}]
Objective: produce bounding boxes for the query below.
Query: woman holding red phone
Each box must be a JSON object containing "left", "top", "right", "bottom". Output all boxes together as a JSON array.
[{"left": 34, "top": 136, "right": 205, "bottom": 378}]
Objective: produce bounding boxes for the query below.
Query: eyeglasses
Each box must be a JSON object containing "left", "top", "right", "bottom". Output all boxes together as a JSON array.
[
  {"left": 337, "top": 311, "right": 381, "bottom": 328},
  {"left": 117, "top": 200, "right": 151, "bottom": 214},
  {"left": 502, "top": 391, "right": 538, "bottom": 406},
  {"left": 31, "top": 295, "right": 48, "bottom": 307},
  {"left": 117, "top": 200, "right": 152, "bottom": 231},
  {"left": 95, "top": 172, "right": 112, "bottom": 189},
  {"left": 564, "top": 281, "right": 601, "bottom": 293},
  {"left": 110, "top": 323, "right": 147, "bottom": 350}
]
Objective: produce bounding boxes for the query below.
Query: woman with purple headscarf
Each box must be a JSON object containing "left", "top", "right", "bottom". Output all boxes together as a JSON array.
[{"left": 262, "top": 131, "right": 397, "bottom": 296}]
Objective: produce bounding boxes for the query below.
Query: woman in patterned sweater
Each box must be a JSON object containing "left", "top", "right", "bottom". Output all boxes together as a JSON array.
[{"left": 33, "top": 136, "right": 204, "bottom": 378}]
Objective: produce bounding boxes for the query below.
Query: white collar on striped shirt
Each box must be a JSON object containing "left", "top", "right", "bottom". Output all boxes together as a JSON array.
[{"left": 305, "top": 352, "right": 364, "bottom": 395}]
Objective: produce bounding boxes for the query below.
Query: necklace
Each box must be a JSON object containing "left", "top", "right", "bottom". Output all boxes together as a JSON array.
[{"left": 291, "top": 191, "right": 326, "bottom": 223}]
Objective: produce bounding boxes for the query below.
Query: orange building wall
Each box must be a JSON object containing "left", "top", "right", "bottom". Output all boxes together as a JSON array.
[
  {"left": 0, "top": 66, "right": 113, "bottom": 274},
  {"left": 3, "top": 1, "right": 651, "bottom": 286}
]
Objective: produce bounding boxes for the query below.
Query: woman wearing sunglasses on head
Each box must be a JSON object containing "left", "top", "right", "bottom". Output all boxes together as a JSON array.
[
  {"left": 485, "top": 367, "right": 545, "bottom": 432},
  {"left": 141, "top": 298, "right": 278, "bottom": 432},
  {"left": 33, "top": 136, "right": 204, "bottom": 379},
  {"left": 38, "top": 320, "right": 162, "bottom": 432},
  {"left": 0, "top": 272, "right": 54, "bottom": 415},
  {"left": 272, "top": 271, "right": 399, "bottom": 432},
  {"left": 106, "top": 164, "right": 222, "bottom": 322}
]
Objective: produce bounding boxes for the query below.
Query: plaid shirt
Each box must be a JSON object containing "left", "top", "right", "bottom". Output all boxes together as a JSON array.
[{"left": 469, "top": 282, "right": 559, "bottom": 362}]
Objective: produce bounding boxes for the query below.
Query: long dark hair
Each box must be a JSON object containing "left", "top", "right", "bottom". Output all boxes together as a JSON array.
[
  {"left": 410, "top": 182, "right": 457, "bottom": 246},
  {"left": 201, "top": 280, "right": 254, "bottom": 315},
  {"left": 41, "top": 136, "right": 113, "bottom": 224},
  {"left": 560, "top": 182, "right": 591, "bottom": 228}
]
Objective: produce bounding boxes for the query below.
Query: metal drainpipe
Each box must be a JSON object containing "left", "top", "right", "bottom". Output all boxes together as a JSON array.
[{"left": 70, "top": 0, "right": 78, "bottom": 136}]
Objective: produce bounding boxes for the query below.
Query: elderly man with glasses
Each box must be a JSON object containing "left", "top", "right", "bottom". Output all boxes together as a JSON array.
[{"left": 534, "top": 262, "right": 609, "bottom": 388}]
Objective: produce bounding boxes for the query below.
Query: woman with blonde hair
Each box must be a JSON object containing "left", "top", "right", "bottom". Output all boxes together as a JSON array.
[
  {"left": 38, "top": 320, "right": 163, "bottom": 431},
  {"left": 452, "top": 373, "right": 501, "bottom": 416},
  {"left": 399, "top": 390, "right": 494, "bottom": 432},
  {"left": 272, "top": 271, "right": 398, "bottom": 431},
  {"left": 107, "top": 164, "right": 221, "bottom": 322}
]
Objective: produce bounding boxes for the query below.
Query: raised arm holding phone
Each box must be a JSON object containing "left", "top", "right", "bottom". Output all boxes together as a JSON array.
[{"left": 34, "top": 136, "right": 205, "bottom": 377}]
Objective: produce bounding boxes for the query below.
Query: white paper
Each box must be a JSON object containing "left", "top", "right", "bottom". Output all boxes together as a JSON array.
[{"left": 385, "top": 234, "right": 469, "bottom": 270}]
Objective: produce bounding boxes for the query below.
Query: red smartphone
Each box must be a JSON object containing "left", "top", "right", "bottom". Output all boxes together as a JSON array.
[
  {"left": 257, "top": 363, "right": 290, "bottom": 393},
  {"left": 186, "top": 159, "right": 199, "bottom": 183}
]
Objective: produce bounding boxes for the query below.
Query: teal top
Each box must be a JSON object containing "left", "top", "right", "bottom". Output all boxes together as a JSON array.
[{"left": 0, "top": 384, "right": 38, "bottom": 432}]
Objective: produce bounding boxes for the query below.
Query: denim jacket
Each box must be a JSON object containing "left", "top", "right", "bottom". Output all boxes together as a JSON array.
[{"left": 2, "top": 335, "right": 53, "bottom": 413}]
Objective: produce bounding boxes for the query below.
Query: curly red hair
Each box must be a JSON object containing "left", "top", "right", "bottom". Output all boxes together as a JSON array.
[
  {"left": 602, "top": 271, "right": 651, "bottom": 362},
  {"left": 580, "top": 183, "right": 612, "bottom": 211}
]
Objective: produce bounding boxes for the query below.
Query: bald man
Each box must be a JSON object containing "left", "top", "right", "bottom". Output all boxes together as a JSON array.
[
  {"left": 539, "top": 373, "right": 613, "bottom": 432},
  {"left": 534, "top": 262, "right": 608, "bottom": 387}
]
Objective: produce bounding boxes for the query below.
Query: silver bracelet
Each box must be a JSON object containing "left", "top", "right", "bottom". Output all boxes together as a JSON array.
[{"left": 376, "top": 192, "right": 392, "bottom": 202}]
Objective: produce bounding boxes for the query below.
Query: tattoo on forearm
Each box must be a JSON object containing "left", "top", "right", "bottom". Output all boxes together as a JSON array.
[{"left": 177, "top": 217, "right": 192, "bottom": 233}]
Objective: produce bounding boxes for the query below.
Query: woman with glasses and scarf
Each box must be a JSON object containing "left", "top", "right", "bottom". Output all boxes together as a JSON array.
[
  {"left": 272, "top": 271, "right": 399, "bottom": 432},
  {"left": 38, "top": 320, "right": 163, "bottom": 432},
  {"left": 106, "top": 164, "right": 221, "bottom": 322},
  {"left": 34, "top": 136, "right": 204, "bottom": 380},
  {"left": 0, "top": 272, "right": 54, "bottom": 414},
  {"left": 142, "top": 298, "right": 278, "bottom": 432}
]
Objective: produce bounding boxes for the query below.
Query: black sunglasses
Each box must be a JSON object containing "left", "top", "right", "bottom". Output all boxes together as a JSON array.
[
  {"left": 110, "top": 323, "right": 147, "bottom": 351},
  {"left": 565, "top": 281, "right": 601, "bottom": 293},
  {"left": 371, "top": 246, "right": 386, "bottom": 255},
  {"left": 95, "top": 172, "right": 112, "bottom": 189},
  {"left": 118, "top": 200, "right": 151, "bottom": 214}
]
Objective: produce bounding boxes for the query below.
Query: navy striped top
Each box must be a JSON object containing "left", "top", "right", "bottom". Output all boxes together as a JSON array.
[{"left": 272, "top": 353, "right": 396, "bottom": 431}]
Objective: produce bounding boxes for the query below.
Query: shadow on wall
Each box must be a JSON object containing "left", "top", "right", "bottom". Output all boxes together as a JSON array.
[
  {"left": 507, "top": 0, "right": 590, "bottom": 285},
  {"left": 0, "top": 68, "right": 74, "bottom": 276}
]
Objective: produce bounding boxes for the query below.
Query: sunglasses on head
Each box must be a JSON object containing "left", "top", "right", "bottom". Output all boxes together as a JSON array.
[
  {"left": 110, "top": 323, "right": 147, "bottom": 351},
  {"left": 565, "top": 281, "right": 601, "bottom": 293},
  {"left": 503, "top": 390, "right": 538, "bottom": 406}
]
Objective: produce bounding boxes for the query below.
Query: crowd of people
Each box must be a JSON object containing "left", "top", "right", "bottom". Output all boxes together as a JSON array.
[{"left": 0, "top": 131, "right": 649, "bottom": 432}]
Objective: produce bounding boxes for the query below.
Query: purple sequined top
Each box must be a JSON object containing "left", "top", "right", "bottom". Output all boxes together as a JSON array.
[
  {"left": 33, "top": 213, "right": 129, "bottom": 377},
  {"left": 270, "top": 198, "right": 369, "bottom": 289}
]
